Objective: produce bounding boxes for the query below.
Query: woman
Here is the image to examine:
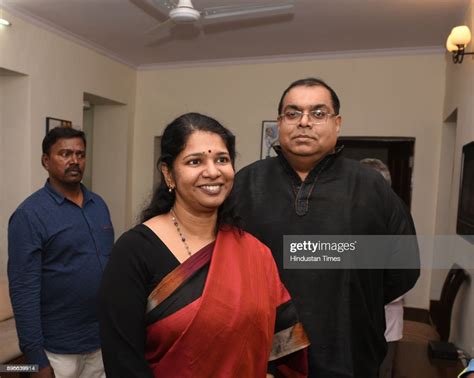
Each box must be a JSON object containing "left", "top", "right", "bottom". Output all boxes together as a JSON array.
[{"left": 99, "top": 113, "right": 309, "bottom": 377}]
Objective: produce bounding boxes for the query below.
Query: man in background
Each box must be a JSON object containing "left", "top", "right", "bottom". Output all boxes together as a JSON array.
[
  {"left": 8, "top": 127, "right": 114, "bottom": 378},
  {"left": 231, "top": 78, "right": 420, "bottom": 377}
]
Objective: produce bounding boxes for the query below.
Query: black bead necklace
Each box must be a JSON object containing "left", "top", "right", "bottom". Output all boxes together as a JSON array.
[{"left": 170, "top": 209, "right": 192, "bottom": 257}]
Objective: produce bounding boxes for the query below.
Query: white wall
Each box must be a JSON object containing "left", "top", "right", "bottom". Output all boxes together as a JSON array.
[
  {"left": 0, "top": 73, "right": 30, "bottom": 276},
  {"left": 434, "top": 0, "right": 474, "bottom": 358},
  {"left": 92, "top": 104, "right": 131, "bottom": 235},
  {"left": 133, "top": 53, "right": 446, "bottom": 307},
  {"left": 82, "top": 106, "right": 94, "bottom": 189},
  {"left": 0, "top": 11, "right": 137, "bottom": 276}
]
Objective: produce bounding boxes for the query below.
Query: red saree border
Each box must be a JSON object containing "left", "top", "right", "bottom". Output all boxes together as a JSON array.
[
  {"left": 270, "top": 322, "right": 309, "bottom": 361},
  {"left": 147, "top": 229, "right": 309, "bottom": 377},
  {"left": 147, "top": 242, "right": 214, "bottom": 314}
]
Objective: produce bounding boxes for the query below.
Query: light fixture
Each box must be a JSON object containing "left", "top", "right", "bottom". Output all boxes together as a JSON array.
[
  {"left": 446, "top": 25, "right": 473, "bottom": 63},
  {"left": 0, "top": 3, "right": 11, "bottom": 27},
  {"left": 0, "top": 17, "right": 11, "bottom": 26}
]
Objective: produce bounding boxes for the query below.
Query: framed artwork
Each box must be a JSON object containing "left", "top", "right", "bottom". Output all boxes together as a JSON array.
[
  {"left": 46, "top": 117, "right": 72, "bottom": 134},
  {"left": 261, "top": 121, "right": 279, "bottom": 159}
]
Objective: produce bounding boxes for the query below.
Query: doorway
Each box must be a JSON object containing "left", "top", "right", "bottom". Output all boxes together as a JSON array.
[
  {"left": 82, "top": 92, "right": 128, "bottom": 237},
  {"left": 336, "top": 137, "right": 415, "bottom": 208}
]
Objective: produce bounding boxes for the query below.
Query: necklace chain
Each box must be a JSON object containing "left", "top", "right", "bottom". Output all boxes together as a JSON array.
[{"left": 170, "top": 209, "right": 192, "bottom": 257}]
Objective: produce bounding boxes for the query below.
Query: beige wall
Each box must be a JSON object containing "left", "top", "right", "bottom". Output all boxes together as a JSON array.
[
  {"left": 435, "top": 0, "right": 474, "bottom": 358},
  {"left": 133, "top": 53, "right": 446, "bottom": 307},
  {"left": 0, "top": 11, "right": 137, "bottom": 276},
  {"left": 3, "top": 4, "right": 470, "bottom": 352},
  {"left": 92, "top": 104, "right": 132, "bottom": 235},
  {"left": 0, "top": 73, "right": 31, "bottom": 276}
]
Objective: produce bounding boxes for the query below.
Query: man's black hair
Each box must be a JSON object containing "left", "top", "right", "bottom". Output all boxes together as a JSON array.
[
  {"left": 278, "top": 77, "right": 341, "bottom": 115},
  {"left": 42, "top": 127, "right": 86, "bottom": 155}
]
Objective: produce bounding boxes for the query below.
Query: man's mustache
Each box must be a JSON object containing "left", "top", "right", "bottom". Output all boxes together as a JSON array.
[{"left": 65, "top": 165, "right": 82, "bottom": 174}]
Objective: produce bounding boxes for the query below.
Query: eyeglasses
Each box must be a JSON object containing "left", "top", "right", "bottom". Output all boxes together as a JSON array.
[{"left": 278, "top": 109, "right": 338, "bottom": 125}]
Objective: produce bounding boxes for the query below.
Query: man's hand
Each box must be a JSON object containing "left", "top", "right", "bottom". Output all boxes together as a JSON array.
[{"left": 33, "top": 366, "right": 55, "bottom": 378}]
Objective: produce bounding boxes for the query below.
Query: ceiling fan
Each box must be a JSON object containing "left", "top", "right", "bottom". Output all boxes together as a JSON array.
[{"left": 138, "top": 0, "right": 295, "bottom": 38}]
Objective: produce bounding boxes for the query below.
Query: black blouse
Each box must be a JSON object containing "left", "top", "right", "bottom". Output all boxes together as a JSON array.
[{"left": 99, "top": 224, "right": 183, "bottom": 378}]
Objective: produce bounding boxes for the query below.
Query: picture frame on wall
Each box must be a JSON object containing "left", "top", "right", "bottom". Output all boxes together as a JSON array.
[
  {"left": 261, "top": 121, "right": 279, "bottom": 159},
  {"left": 46, "top": 117, "right": 73, "bottom": 134}
]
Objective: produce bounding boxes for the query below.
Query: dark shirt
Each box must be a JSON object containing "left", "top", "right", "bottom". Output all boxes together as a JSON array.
[
  {"left": 8, "top": 181, "right": 114, "bottom": 368},
  {"left": 230, "top": 148, "right": 420, "bottom": 378}
]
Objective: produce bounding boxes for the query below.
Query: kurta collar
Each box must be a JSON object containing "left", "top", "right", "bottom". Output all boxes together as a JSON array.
[{"left": 273, "top": 145, "right": 344, "bottom": 216}]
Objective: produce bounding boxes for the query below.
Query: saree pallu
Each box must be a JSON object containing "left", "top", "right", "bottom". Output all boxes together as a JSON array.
[{"left": 145, "top": 229, "right": 309, "bottom": 377}]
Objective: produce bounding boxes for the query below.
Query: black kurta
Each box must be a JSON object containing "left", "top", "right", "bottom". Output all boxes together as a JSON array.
[{"left": 230, "top": 148, "right": 420, "bottom": 378}]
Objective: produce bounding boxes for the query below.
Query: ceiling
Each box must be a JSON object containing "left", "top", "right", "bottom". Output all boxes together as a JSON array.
[{"left": 3, "top": 0, "right": 469, "bottom": 68}]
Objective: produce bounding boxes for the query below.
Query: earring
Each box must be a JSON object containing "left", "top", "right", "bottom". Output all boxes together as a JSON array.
[{"left": 168, "top": 185, "right": 174, "bottom": 193}]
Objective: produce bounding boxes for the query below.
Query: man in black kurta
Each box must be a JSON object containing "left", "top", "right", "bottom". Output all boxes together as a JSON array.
[{"left": 230, "top": 78, "right": 419, "bottom": 378}]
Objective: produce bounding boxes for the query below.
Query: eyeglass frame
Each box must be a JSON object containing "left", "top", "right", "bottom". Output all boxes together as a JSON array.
[{"left": 278, "top": 109, "right": 339, "bottom": 125}]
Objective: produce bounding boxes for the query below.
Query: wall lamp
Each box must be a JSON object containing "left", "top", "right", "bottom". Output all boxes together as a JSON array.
[
  {"left": 0, "top": 6, "right": 11, "bottom": 26},
  {"left": 0, "top": 17, "right": 11, "bottom": 26},
  {"left": 0, "top": 1, "right": 11, "bottom": 26},
  {"left": 446, "top": 25, "right": 473, "bottom": 64}
]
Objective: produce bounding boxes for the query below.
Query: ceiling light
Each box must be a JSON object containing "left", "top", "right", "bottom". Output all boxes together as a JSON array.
[{"left": 446, "top": 25, "right": 474, "bottom": 64}]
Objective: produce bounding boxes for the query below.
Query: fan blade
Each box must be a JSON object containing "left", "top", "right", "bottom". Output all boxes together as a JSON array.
[
  {"left": 129, "top": 0, "right": 176, "bottom": 22},
  {"left": 168, "top": 23, "right": 201, "bottom": 40},
  {"left": 202, "top": 13, "right": 293, "bottom": 35},
  {"left": 202, "top": 1, "right": 294, "bottom": 21},
  {"left": 147, "top": 23, "right": 201, "bottom": 47},
  {"left": 146, "top": 18, "right": 174, "bottom": 35},
  {"left": 142, "top": 0, "right": 177, "bottom": 18}
]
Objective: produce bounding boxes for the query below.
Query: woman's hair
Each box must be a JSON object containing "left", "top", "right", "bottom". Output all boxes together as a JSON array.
[{"left": 140, "top": 112, "right": 240, "bottom": 229}]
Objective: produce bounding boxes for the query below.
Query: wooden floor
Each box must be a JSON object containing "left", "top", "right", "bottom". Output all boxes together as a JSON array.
[
  {"left": 2, "top": 355, "right": 31, "bottom": 378},
  {"left": 394, "top": 340, "right": 464, "bottom": 378}
]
